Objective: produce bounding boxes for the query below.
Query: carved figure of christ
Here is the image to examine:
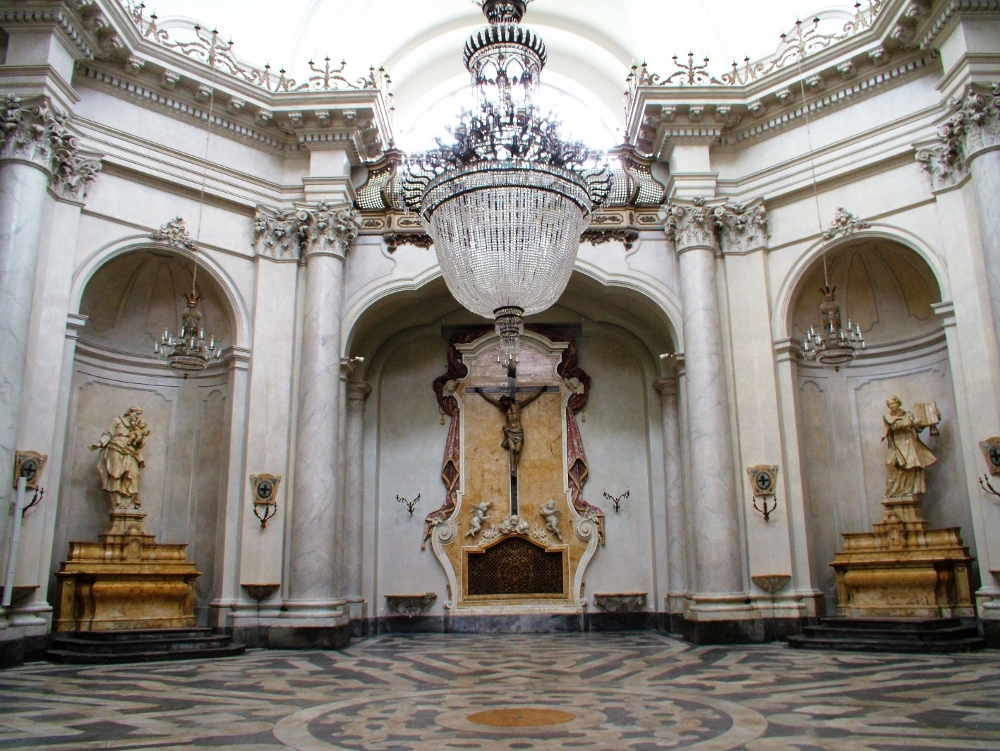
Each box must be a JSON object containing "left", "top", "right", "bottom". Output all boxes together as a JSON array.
[{"left": 476, "top": 385, "right": 546, "bottom": 481}]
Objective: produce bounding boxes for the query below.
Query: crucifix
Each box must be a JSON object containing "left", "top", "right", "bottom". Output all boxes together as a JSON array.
[{"left": 475, "top": 366, "right": 550, "bottom": 515}]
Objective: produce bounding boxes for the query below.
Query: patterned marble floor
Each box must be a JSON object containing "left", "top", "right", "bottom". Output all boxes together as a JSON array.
[{"left": 0, "top": 632, "right": 998, "bottom": 750}]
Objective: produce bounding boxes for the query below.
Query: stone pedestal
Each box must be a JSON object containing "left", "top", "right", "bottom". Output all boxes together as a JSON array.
[
  {"left": 54, "top": 510, "right": 199, "bottom": 632},
  {"left": 831, "top": 496, "right": 974, "bottom": 618}
]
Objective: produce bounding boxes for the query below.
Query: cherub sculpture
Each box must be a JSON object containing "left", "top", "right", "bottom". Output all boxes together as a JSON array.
[
  {"left": 540, "top": 499, "right": 562, "bottom": 541},
  {"left": 90, "top": 406, "right": 149, "bottom": 510},
  {"left": 466, "top": 500, "right": 492, "bottom": 538}
]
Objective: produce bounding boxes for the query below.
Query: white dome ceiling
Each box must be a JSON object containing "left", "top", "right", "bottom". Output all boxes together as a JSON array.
[{"left": 145, "top": 0, "right": 866, "bottom": 148}]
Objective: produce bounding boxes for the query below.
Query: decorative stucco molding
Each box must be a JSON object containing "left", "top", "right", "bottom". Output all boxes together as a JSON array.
[
  {"left": 253, "top": 202, "right": 360, "bottom": 259},
  {"left": 151, "top": 217, "right": 195, "bottom": 249},
  {"left": 822, "top": 208, "right": 871, "bottom": 241}
]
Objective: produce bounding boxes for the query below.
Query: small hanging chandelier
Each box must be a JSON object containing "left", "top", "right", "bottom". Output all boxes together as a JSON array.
[
  {"left": 152, "top": 38, "right": 223, "bottom": 373},
  {"left": 403, "top": 0, "right": 610, "bottom": 369},
  {"left": 801, "top": 285, "right": 865, "bottom": 369},
  {"left": 154, "top": 291, "right": 222, "bottom": 371},
  {"left": 794, "top": 46, "right": 864, "bottom": 370}
]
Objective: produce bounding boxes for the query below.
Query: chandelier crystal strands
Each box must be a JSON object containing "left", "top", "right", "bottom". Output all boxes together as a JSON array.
[
  {"left": 403, "top": 0, "right": 610, "bottom": 369},
  {"left": 794, "top": 34, "right": 864, "bottom": 371},
  {"left": 153, "top": 29, "right": 224, "bottom": 373}
]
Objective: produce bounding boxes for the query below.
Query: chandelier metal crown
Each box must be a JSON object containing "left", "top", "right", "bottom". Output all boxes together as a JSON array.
[
  {"left": 801, "top": 285, "right": 865, "bottom": 370},
  {"left": 404, "top": 0, "right": 610, "bottom": 368},
  {"left": 154, "top": 290, "right": 223, "bottom": 371}
]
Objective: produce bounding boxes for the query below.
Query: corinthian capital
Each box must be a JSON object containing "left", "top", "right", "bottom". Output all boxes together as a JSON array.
[
  {"left": 53, "top": 152, "right": 102, "bottom": 201},
  {"left": 928, "top": 83, "right": 1000, "bottom": 176},
  {"left": 299, "top": 201, "right": 361, "bottom": 258},
  {"left": 719, "top": 201, "right": 768, "bottom": 254},
  {"left": 0, "top": 95, "right": 82, "bottom": 179},
  {"left": 253, "top": 205, "right": 301, "bottom": 259},
  {"left": 664, "top": 197, "right": 725, "bottom": 252}
]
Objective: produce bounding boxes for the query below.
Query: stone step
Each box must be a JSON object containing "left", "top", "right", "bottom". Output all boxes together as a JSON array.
[
  {"left": 46, "top": 643, "right": 246, "bottom": 665},
  {"left": 45, "top": 628, "right": 245, "bottom": 664},
  {"left": 50, "top": 635, "right": 235, "bottom": 654},
  {"left": 813, "top": 617, "right": 965, "bottom": 632},
  {"left": 801, "top": 624, "right": 981, "bottom": 642},
  {"left": 787, "top": 634, "right": 986, "bottom": 654},
  {"left": 60, "top": 628, "right": 214, "bottom": 642}
]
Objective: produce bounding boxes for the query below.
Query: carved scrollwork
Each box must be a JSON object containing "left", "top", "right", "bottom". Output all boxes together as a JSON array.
[
  {"left": 822, "top": 208, "right": 871, "bottom": 241},
  {"left": 252, "top": 202, "right": 361, "bottom": 259},
  {"left": 719, "top": 202, "right": 768, "bottom": 254},
  {"left": 151, "top": 218, "right": 195, "bottom": 249},
  {"left": 664, "top": 197, "right": 726, "bottom": 252}
]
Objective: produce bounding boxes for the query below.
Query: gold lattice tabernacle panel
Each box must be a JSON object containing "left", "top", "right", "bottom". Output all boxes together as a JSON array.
[{"left": 466, "top": 537, "right": 565, "bottom": 597}]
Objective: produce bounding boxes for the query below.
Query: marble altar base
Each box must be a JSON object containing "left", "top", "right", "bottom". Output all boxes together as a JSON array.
[
  {"left": 54, "top": 510, "right": 200, "bottom": 632},
  {"left": 831, "top": 496, "right": 974, "bottom": 618}
]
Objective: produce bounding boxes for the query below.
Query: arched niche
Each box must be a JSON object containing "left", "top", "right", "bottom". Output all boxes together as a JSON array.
[
  {"left": 52, "top": 249, "right": 236, "bottom": 625},
  {"left": 350, "top": 272, "right": 673, "bottom": 619},
  {"left": 789, "top": 238, "right": 975, "bottom": 613}
]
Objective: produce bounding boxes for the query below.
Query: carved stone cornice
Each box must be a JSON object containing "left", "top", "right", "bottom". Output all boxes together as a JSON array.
[
  {"left": 719, "top": 201, "right": 768, "bottom": 254},
  {"left": 150, "top": 217, "right": 195, "bottom": 249},
  {"left": 253, "top": 202, "right": 360, "bottom": 260},
  {"left": 298, "top": 201, "right": 360, "bottom": 259},
  {"left": 822, "top": 207, "right": 871, "bottom": 240},
  {"left": 664, "top": 197, "right": 725, "bottom": 253}
]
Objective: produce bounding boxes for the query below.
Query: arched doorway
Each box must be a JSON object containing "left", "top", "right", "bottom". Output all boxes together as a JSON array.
[
  {"left": 51, "top": 249, "right": 237, "bottom": 626},
  {"left": 789, "top": 237, "right": 974, "bottom": 613}
]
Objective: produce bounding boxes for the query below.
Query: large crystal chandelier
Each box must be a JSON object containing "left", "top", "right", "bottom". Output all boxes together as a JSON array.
[{"left": 403, "top": 0, "right": 610, "bottom": 368}]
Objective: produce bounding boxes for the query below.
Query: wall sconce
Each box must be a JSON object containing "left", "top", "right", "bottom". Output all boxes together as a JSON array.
[
  {"left": 250, "top": 474, "right": 281, "bottom": 529},
  {"left": 13, "top": 450, "right": 46, "bottom": 516},
  {"left": 397, "top": 493, "right": 421, "bottom": 516},
  {"left": 979, "top": 438, "right": 1000, "bottom": 500},
  {"left": 602, "top": 489, "right": 630, "bottom": 513},
  {"left": 747, "top": 465, "right": 778, "bottom": 522}
]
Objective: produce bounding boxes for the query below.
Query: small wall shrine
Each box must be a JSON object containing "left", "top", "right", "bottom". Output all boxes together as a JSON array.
[{"left": 423, "top": 329, "right": 604, "bottom": 612}]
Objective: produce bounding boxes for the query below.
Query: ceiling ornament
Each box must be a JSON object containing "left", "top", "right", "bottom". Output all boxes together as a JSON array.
[
  {"left": 122, "top": 2, "right": 391, "bottom": 95},
  {"left": 402, "top": 0, "right": 610, "bottom": 371},
  {"left": 626, "top": 1, "right": 884, "bottom": 105}
]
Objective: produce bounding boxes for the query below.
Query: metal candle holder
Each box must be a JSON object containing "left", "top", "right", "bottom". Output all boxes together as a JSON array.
[
  {"left": 397, "top": 494, "right": 421, "bottom": 516},
  {"left": 602, "top": 489, "right": 630, "bottom": 513}
]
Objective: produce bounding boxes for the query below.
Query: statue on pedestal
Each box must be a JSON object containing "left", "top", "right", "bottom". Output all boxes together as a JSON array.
[
  {"left": 90, "top": 406, "right": 149, "bottom": 510},
  {"left": 883, "top": 396, "right": 938, "bottom": 498}
]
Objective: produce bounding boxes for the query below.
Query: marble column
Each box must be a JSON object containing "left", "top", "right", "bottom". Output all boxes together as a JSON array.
[
  {"left": 667, "top": 198, "right": 743, "bottom": 598},
  {"left": 287, "top": 203, "right": 359, "bottom": 619},
  {"left": 654, "top": 376, "right": 686, "bottom": 622},
  {"left": 343, "top": 381, "right": 371, "bottom": 600},
  {"left": 0, "top": 98, "right": 79, "bottom": 542}
]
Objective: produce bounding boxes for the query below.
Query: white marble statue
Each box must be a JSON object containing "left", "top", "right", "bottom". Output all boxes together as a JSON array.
[
  {"left": 883, "top": 396, "right": 939, "bottom": 498},
  {"left": 540, "top": 499, "right": 562, "bottom": 541},
  {"left": 466, "top": 501, "right": 492, "bottom": 538},
  {"left": 90, "top": 406, "right": 150, "bottom": 510}
]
